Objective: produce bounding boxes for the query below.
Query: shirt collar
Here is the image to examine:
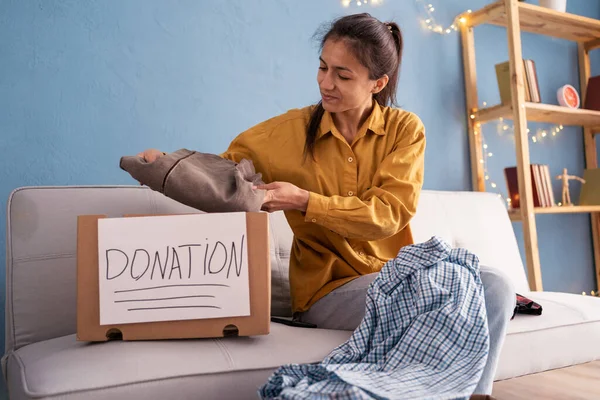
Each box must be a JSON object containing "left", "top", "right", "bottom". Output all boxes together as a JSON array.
[{"left": 317, "top": 100, "right": 386, "bottom": 140}]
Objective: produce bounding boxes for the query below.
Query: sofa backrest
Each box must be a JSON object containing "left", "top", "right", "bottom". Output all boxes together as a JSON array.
[
  {"left": 266, "top": 189, "right": 530, "bottom": 319},
  {"left": 4, "top": 186, "right": 528, "bottom": 358},
  {"left": 409, "top": 190, "right": 529, "bottom": 292}
]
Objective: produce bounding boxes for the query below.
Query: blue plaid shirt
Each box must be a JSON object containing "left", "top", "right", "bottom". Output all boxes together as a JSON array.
[{"left": 259, "top": 236, "right": 489, "bottom": 400}]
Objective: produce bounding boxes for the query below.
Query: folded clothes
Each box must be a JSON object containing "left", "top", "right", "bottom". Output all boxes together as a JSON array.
[{"left": 120, "top": 149, "right": 265, "bottom": 213}]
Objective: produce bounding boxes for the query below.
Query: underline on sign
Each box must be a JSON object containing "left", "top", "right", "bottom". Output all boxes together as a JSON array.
[
  {"left": 115, "top": 295, "right": 216, "bottom": 303},
  {"left": 127, "top": 305, "right": 221, "bottom": 311},
  {"left": 115, "top": 284, "right": 230, "bottom": 294}
]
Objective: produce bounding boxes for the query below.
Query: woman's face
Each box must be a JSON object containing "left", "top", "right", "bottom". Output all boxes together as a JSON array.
[{"left": 317, "top": 39, "right": 379, "bottom": 113}]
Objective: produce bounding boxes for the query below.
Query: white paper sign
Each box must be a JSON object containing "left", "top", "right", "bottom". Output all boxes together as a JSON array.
[{"left": 97, "top": 213, "right": 250, "bottom": 325}]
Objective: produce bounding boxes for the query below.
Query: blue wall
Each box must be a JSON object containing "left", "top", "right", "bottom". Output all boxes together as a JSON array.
[{"left": 1, "top": 0, "right": 599, "bottom": 390}]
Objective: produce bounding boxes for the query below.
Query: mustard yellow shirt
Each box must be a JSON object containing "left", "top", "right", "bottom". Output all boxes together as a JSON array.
[{"left": 221, "top": 101, "right": 426, "bottom": 312}]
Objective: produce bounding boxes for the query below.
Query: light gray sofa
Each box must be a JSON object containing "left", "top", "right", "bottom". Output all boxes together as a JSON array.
[{"left": 3, "top": 186, "right": 600, "bottom": 399}]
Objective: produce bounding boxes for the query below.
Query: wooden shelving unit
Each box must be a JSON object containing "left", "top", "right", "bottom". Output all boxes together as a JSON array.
[{"left": 460, "top": 0, "right": 600, "bottom": 292}]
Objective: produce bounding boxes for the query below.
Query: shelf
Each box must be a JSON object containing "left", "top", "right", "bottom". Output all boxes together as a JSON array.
[
  {"left": 509, "top": 205, "right": 600, "bottom": 221},
  {"left": 462, "top": 0, "right": 600, "bottom": 293},
  {"left": 465, "top": 1, "right": 600, "bottom": 43},
  {"left": 474, "top": 102, "right": 600, "bottom": 129}
]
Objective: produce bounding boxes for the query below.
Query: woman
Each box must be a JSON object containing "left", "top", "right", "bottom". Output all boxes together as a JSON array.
[{"left": 138, "top": 13, "right": 515, "bottom": 395}]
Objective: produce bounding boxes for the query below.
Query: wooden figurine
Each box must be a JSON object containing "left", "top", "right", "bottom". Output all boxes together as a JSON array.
[{"left": 556, "top": 168, "right": 585, "bottom": 206}]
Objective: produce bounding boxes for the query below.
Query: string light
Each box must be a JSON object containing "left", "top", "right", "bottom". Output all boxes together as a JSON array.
[
  {"left": 478, "top": 104, "right": 503, "bottom": 202},
  {"left": 477, "top": 101, "right": 564, "bottom": 208},
  {"left": 416, "top": 0, "right": 471, "bottom": 35},
  {"left": 496, "top": 121, "right": 564, "bottom": 143},
  {"left": 582, "top": 290, "right": 599, "bottom": 297},
  {"left": 341, "top": 1, "right": 469, "bottom": 34},
  {"left": 341, "top": 0, "right": 381, "bottom": 7}
]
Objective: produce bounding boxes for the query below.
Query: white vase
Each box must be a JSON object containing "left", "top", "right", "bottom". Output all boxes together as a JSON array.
[{"left": 539, "top": 0, "right": 567, "bottom": 12}]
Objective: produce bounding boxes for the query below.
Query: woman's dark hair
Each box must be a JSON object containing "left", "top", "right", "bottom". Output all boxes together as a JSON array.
[{"left": 304, "top": 13, "right": 403, "bottom": 159}]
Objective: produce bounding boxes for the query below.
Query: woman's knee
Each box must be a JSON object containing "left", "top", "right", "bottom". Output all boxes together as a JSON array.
[{"left": 480, "top": 266, "right": 517, "bottom": 316}]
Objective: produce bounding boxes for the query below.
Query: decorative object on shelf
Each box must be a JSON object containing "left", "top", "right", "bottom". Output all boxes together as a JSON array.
[
  {"left": 578, "top": 168, "right": 600, "bottom": 206},
  {"left": 557, "top": 84, "right": 580, "bottom": 108},
  {"left": 539, "top": 0, "right": 567, "bottom": 13},
  {"left": 556, "top": 168, "right": 585, "bottom": 206},
  {"left": 582, "top": 290, "right": 599, "bottom": 297}
]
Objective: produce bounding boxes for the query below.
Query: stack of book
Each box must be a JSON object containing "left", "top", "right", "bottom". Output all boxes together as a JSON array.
[
  {"left": 495, "top": 59, "right": 541, "bottom": 104},
  {"left": 504, "top": 165, "right": 555, "bottom": 209}
]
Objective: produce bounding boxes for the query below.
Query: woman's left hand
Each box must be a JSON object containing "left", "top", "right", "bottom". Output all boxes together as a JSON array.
[{"left": 254, "top": 181, "right": 310, "bottom": 213}]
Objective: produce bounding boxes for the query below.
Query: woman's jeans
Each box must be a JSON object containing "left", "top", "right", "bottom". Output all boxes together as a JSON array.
[{"left": 296, "top": 266, "right": 516, "bottom": 395}]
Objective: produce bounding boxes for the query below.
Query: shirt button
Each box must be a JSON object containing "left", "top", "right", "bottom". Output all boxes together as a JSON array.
[
  {"left": 348, "top": 157, "right": 354, "bottom": 163},
  {"left": 348, "top": 191, "right": 354, "bottom": 196},
  {"left": 311, "top": 218, "right": 317, "bottom": 223}
]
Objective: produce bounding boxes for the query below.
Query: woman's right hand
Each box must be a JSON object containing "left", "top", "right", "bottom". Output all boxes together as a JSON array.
[{"left": 137, "top": 148, "right": 165, "bottom": 163}]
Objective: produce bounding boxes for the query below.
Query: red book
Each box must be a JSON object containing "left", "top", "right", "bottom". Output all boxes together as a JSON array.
[
  {"left": 584, "top": 75, "right": 600, "bottom": 111},
  {"left": 504, "top": 166, "right": 542, "bottom": 209}
]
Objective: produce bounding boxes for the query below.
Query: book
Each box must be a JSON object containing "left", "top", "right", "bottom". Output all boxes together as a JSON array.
[
  {"left": 525, "top": 60, "right": 541, "bottom": 103},
  {"left": 583, "top": 76, "right": 600, "bottom": 111},
  {"left": 504, "top": 164, "right": 554, "bottom": 209},
  {"left": 579, "top": 168, "right": 600, "bottom": 205},
  {"left": 495, "top": 59, "right": 541, "bottom": 105},
  {"left": 532, "top": 164, "right": 545, "bottom": 207},
  {"left": 504, "top": 165, "right": 541, "bottom": 209},
  {"left": 543, "top": 165, "right": 556, "bottom": 206}
]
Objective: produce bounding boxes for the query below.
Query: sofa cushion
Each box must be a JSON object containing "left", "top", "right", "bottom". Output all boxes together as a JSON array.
[
  {"left": 268, "top": 211, "right": 294, "bottom": 317},
  {"left": 495, "top": 291, "right": 600, "bottom": 380},
  {"left": 8, "top": 292, "right": 600, "bottom": 399},
  {"left": 8, "top": 291, "right": 600, "bottom": 399},
  {"left": 6, "top": 323, "right": 352, "bottom": 400}
]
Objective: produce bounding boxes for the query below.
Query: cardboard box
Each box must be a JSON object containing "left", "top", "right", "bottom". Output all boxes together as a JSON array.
[{"left": 76, "top": 212, "right": 270, "bottom": 341}]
